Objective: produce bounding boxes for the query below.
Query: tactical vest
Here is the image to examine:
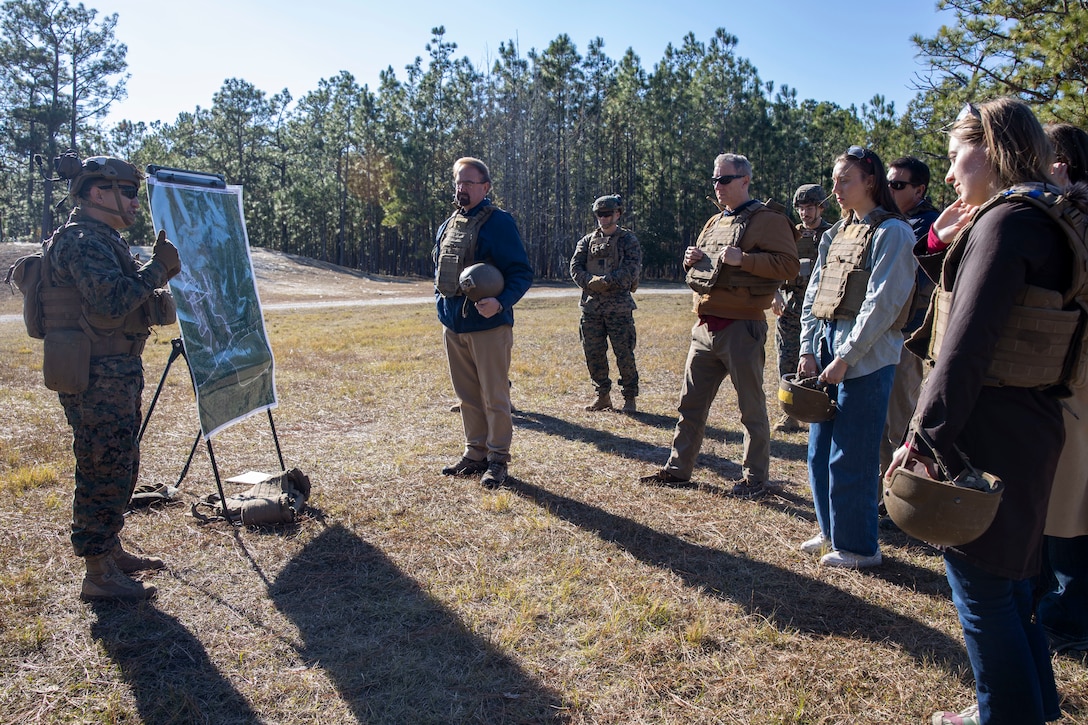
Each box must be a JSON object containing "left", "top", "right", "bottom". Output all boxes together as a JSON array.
[
  {"left": 921, "top": 184, "right": 1088, "bottom": 391},
  {"left": 686, "top": 201, "right": 784, "bottom": 295},
  {"left": 42, "top": 226, "right": 155, "bottom": 357},
  {"left": 587, "top": 227, "right": 640, "bottom": 292},
  {"left": 435, "top": 206, "right": 496, "bottom": 297},
  {"left": 811, "top": 209, "right": 910, "bottom": 329},
  {"left": 786, "top": 221, "right": 829, "bottom": 292}
]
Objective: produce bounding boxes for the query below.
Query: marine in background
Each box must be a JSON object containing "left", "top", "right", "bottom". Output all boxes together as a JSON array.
[
  {"left": 771, "top": 184, "right": 831, "bottom": 432},
  {"left": 570, "top": 194, "right": 643, "bottom": 413}
]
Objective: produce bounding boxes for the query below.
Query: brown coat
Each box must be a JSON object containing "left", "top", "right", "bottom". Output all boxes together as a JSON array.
[{"left": 689, "top": 206, "right": 799, "bottom": 321}]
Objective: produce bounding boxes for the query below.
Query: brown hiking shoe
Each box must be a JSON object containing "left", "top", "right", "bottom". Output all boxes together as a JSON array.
[
  {"left": 113, "top": 544, "right": 165, "bottom": 574},
  {"left": 81, "top": 553, "right": 156, "bottom": 602},
  {"left": 480, "top": 461, "right": 508, "bottom": 489},
  {"left": 730, "top": 479, "right": 785, "bottom": 500},
  {"left": 621, "top": 397, "right": 637, "bottom": 414},
  {"left": 442, "top": 457, "right": 489, "bottom": 476},
  {"left": 639, "top": 470, "right": 695, "bottom": 488},
  {"left": 585, "top": 391, "right": 613, "bottom": 411}
]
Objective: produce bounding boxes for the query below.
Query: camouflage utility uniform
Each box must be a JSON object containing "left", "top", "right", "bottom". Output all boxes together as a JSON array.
[
  {"left": 570, "top": 225, "right": 642, "bottom": 402},
  {"left": 776, "top": 219, "right": 831, "bottom": 377},
  {"left": 50, "top": 209, "right": 173, "bottom": 558}
]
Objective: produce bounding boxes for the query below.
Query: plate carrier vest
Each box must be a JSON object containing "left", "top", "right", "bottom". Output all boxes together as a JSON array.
[
  {"left": 37, "top": 225, "right": 155, "bottom": 356},
  {"left": 587, "top": 227, "right": 639, "bottom": 292},
  {"left": 435, "top": 206, "right": 496, "bottom": 298},
  {"left": 811, "top": 209, "right": 911, "bottom": 329},
  {"left": 686, "top": 201, "right": 789, "bottom": 296},
  {"left": 919, "top": 183, "right": 1088, "bottom": 391}
]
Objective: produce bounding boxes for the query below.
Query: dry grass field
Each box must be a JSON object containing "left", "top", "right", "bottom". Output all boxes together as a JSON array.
[{"left": 1, "top": 245, "right": 1086, "bottom": 723}]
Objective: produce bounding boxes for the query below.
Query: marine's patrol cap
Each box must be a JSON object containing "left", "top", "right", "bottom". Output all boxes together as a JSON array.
[
  {"left": 793, "top": 184, "right": 827, "bottom": 207},
  {"left": 592, "top": 194, "right": 623, "bottom": 213}
]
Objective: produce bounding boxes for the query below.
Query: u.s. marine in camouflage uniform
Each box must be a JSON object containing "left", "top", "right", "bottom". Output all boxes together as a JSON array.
[
  {"left": 771, "top": 184, "right": 831, "bottom": 432},
  {"left": 570, "top": 195, "right": 643, "bottom": 413},
  {"left": 46, "top": 154, "right": 182, "bottom": 601}
]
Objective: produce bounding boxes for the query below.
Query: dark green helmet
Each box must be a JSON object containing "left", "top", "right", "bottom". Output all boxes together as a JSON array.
[{"left": 459, "top": 263, "right": 504, "bottom": 302}]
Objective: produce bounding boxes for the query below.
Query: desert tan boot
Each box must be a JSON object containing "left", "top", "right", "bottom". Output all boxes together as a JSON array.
[
  {"left": 113, "top": 543, "right": 166, "bottom": 573},
  {"left": 80, "top": 553, "right": 156, "bottom": 602},
  {"left": 584, "top": 391, "right": 613, "bottom": 411}
]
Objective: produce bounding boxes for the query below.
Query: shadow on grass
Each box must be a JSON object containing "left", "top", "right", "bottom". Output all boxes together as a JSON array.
[
  {"left": 515, "top": 409, "right": 745, "bottom": 477},
  {"left": 270, "top": 524, "right": 567, "bottom": 724},
  {"left": 505, "top": 478, "right": 969, "bottom": 675},
  {"left": 90, "top": 602, "right": 260, "bottom": 724}
]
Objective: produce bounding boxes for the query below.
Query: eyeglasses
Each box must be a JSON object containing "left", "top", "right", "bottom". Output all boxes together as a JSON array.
[
  {"left": 846, "top": 146, "right": 876, "bottom": 170},
  {"left": 595, "top": 210, "right": 616, "bottom": 218},
  {"left": 711, "top": 174, "right": 745, "bottom": 185},
  {"left": 887, "top": 180, "right": 916, "bottom": 191},
  {"left": 98, "top": 184, "right": 139, "bottom": 199},
  {"left": 455, "top": 180, "right": 487, "bottom": 188}
]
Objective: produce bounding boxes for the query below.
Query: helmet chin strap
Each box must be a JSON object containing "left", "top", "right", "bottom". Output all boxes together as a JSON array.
[{"left": 82, "top": 182, "right": 136, "bottom": 228}]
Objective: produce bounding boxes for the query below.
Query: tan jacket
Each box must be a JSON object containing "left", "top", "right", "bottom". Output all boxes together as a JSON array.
[{"left": 688, "top": 206, "right": 799, "bottom": 320}]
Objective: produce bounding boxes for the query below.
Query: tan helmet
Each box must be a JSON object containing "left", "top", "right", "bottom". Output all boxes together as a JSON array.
[
  {"left": 884, "top": 467, "right": 1004, "bottom": 547},
  {"left": 458, "top": 262, "right": 504, "bottom": 301},
  {"left": 56, "top": 152, "right": 144, "bottom": 203},
  {"left": 778, "top": 373, "right": 836, "bottom": 423}
]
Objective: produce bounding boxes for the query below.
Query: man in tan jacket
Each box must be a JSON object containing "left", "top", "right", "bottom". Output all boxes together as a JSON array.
[{"left": 641, "top": 153, "right": 798, "bottom": 497}]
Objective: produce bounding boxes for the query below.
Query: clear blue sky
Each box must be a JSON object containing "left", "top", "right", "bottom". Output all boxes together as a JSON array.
[{"left": 93, "top": 0, "right": 953, "bottom": 128}]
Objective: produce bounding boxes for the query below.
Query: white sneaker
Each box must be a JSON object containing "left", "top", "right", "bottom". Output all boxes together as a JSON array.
[
  {"left": 800, "top": 532, "right": 829, "bottom": 554},
  {"left": 820, "top": 549, "right": 882, "bottom": 569}
]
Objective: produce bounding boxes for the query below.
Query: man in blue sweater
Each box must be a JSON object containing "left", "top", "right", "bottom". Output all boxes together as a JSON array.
[{"left": 434, "top": 157, "right": 533, "bottom": 488}]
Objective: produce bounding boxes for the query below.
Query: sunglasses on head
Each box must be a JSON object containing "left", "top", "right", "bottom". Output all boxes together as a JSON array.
[
  {"left": 98, "top": 184, "right": 139, "bottom": 199},
  {"left": 710, "top": 174, "right": 744, "bottom": 185},
  {"left": 941, "top": 102, "right": 981, "bottom": 133},
  {"left": 846, "top": 146, "right": 876, "bottom": 170},
  {"left": 887, "top": 180, "right": 916, "bottom": 191}
]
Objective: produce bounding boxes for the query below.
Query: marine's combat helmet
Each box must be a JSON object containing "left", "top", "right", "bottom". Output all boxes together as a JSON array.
[
  {"left": 777, "top": 373, "right": 836, "bottom": 423},
  {"left": 53, "top": 150, "right": 144, "bottom": 227},
  {"left": 592, "top": 194, "right": 623, "bottom": 214},
  {"left": 55, "top": 151, "right": 144, "bottom": 202},
  {"left": 792, "top": 184, "right": 827, "bottom": 208},
  {"left": 884, "top": 448, "right": 1004, "bottom": 548},
  {"left": 459, "top": 263, "right": 505, "bottom": 302}
]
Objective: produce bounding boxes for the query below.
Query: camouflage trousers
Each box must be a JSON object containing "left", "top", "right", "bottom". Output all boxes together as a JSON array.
[
  {"left": 579, "top": 310, "right": 638, "bottom": 397},
  {"left": 59, "top": 355, "right": 144, "bottom": 558},
  {"left": 775, "top": 307, "right": 802, "bottom": 378}
]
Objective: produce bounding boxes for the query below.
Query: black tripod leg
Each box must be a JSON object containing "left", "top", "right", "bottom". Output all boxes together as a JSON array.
[
  {"left": 138, "top": 337, "right": 186, "bottom": 443},
  {"left": 268, "top": 410, "right": 286, "bottom": 471}
]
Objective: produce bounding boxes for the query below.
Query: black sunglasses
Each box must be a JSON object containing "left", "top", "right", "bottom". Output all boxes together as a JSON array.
[
  {"left": 846, "top": 146, "right": 876, "bottom": 170},
  {"left": 98, "top": 184, "right": 140, "bottom": 199},
  {"left": 595, "top": 210, "right": 616, "bottom": 218},
  {"left": 887, "top": 180, "right": 916, "bottom": 191},
  {"left": 711, "top": 174, "right": 745, "bottom": 185}
]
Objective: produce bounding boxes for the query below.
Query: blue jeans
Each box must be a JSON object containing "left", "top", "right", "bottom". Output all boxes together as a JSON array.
[
  {"left": 1038, "top": 534, "right": 1088, "bottom": 650},
  {"left": 807, "top": 364, "right": 893, "bottom": 557},
  {"left": 945, "top": 555, "right": 1060, "bottom": 724}
]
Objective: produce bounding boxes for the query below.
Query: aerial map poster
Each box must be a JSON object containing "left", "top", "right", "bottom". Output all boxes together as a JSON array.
[{"left": 146, "top": 176, "right": 277, "bottom": 439}]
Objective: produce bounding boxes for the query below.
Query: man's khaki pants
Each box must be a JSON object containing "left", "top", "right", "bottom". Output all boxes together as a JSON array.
[
  {"left": 444, "top": 324, "right": 513, "bottom": 463},
  {"left": 665, "top": 319, "right": 771, "bottom": 482}
]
